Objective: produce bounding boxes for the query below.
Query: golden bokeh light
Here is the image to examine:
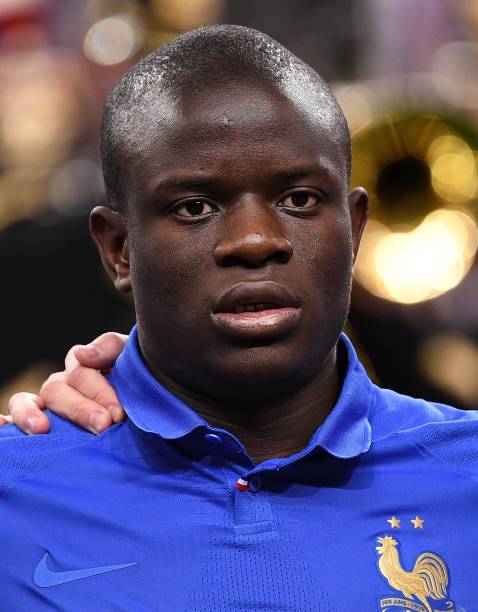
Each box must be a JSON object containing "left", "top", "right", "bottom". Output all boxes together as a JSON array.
[
  {"left": 2, "top": 80, "right": 79, "bottom": 168},
  {"left": 418, "top": 333, "right": 478, "bottom": 407},
  {"left": 333, "top": 84, "right": 374, "bottom": 134},
  {"left": 83, "top": 14, "right": 142, "bottom": 66},
  {"left": 352, "top": 114, "right": 478, "bottom": 304},
  {"left": 355, "top": 209, "right": 478, "bottom": 304},
  {"left": 150, "top": 0, "right": 223, "bottom": 32},
  {"left": 427, "top": 135, "right": 478, "bottom": 203}
]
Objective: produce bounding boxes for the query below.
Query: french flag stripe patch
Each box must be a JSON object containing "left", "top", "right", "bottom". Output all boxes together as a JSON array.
[{"left": 236, "top": 478, "right": 249, "bottom": 491}]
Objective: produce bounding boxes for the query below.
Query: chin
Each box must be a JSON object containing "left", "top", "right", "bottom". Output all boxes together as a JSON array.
[{"left": 206, "top": 342, "right": 327, "bottom": 399}]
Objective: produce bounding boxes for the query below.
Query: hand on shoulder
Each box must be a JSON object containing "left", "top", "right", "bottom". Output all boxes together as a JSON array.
[{"left": 4, "top": 332, "right": 128, "bottom": 435}]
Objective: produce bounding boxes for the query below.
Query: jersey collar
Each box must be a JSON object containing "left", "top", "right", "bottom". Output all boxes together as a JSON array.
[{"left": 109, "top": 326, "right": 373, "bottom": 460}]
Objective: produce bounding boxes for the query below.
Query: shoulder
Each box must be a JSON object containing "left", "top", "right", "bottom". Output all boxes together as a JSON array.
[
  {"left": 371, "top": 385, "right": 478, "bottom": 436},
  {"left": 371, "top": 385, "right": 478, "bottom": 477},
  {"left": 0, "top": 422, "right": 25, "bottom": 439},
  {"left": 0, "top": 411, "right": 95, "bottom": 496},
  {"left": 0, "top": 410, "right": 94, "bottom": 442}
]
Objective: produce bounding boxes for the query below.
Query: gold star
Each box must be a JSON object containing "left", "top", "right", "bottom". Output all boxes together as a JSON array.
[
  {"left": 387, "top": 516, "right": 401, "bottom": 528},
  {"left": 411, "top": 516, "right": 424, "bottom": 529}
]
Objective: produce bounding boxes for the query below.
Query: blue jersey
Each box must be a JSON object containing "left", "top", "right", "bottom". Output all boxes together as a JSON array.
[{"left": 1, "top": 327, "right": 477, "bottom": 611}]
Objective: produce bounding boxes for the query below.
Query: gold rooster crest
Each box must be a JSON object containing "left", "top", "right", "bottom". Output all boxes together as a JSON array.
[{"left": 376, "top": 536, "right": 455, "bottom": 612}]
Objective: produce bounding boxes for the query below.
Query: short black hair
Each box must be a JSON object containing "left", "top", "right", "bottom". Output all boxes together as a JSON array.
[{"left": 101, "top": 24, "right": 351, "bottom": 210}]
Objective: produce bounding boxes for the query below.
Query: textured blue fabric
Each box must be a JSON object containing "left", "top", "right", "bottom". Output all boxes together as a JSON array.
[{"left": 1, "top": 328, "right": 477, "bottom": 611}]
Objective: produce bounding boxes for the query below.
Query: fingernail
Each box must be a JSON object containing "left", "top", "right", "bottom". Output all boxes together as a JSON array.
[
  {"left": 26, "top": 416, "right": 38, "bottom": 435},
  {"left": 108, "top": 403, "right": 124, "bottom": 422},
  {"left": 88, "top": 411, "right": 108, "bottom": 435}
]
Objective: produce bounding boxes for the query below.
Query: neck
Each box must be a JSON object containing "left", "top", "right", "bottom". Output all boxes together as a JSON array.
[
  {"left": 143, "top": 345, "right": 342, "bottom": 465},
  {"left": 199, "top": 358, "right": 340, "bottom": 463}
]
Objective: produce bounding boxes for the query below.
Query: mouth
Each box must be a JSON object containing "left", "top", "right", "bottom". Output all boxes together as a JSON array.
[{"left": 211, "top": 281, "right": 301, "bottom": 340}]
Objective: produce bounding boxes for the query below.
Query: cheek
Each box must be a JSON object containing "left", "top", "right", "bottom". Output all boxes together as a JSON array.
[
  {"left": 128, "top": 224, "right": 213, "bottom": 312},
  {"left": 291, "top": 213, "right": 353, "bottom": 291}
]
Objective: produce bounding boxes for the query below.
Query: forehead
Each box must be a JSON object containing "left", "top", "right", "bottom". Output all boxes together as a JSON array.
[{"left": 125, "top": 80, "right": 347, "bottom": 185}]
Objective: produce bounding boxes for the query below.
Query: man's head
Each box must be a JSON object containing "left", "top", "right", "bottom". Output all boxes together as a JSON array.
[{"left": 91, "top": 25, "right": 368, "bottom": 404}]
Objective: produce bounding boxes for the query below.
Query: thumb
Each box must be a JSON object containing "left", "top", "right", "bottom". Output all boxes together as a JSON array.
[{"left": 71, "top": 333, "right": 128, "bottom": 370}]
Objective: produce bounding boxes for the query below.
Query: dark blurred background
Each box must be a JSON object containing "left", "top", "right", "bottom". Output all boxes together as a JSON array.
[{"left": 2, "top": 0, "right": 478, "bottom": 411}]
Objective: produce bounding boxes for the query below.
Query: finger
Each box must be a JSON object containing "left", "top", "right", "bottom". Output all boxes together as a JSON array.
[
  {"left": 67, "top": 333, "right": 128, "bottom": 371},
  {"left": 0, "top": 414, "right": 12, "bottom": 425},
  {"left": 66, "top": 366, "right": 125, "bottom": 423},
  {"left": 40, "top": 378, "right": 114, "bottom": 434},
  {"left": 7, "top": 392, "right": 50, "bottom": 435}
]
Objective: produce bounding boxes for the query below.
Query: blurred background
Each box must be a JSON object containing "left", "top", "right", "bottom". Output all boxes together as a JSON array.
[{"left": 2, "top": 0, "right": 478, "bottom": 411}]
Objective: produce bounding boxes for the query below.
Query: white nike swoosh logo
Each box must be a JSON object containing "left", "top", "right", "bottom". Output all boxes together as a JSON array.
[{"left": 34, "top": 552, "right": 137, "bottom": 587}]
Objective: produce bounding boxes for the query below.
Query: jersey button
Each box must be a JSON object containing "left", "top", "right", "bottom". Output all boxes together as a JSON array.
[
  {"left": 248, "top": 475, "right": 262, "bottom": 492},
  {"left": 204, "top": 433, "right": 223, "bottom": 445}
]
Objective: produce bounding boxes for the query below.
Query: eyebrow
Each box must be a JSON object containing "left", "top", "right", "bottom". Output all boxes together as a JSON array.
[
  {"left": 150, "top": 164, "right": 332, "bottom": 195},
  {"left": 152, "top": 177, "right": 216, "bottom": 192},
  {"left": 274, "top": 167, "right": 320, "bottom": 181}
]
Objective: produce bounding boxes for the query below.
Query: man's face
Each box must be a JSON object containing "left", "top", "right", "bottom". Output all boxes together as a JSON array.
[{"left": 93, "top": 81, "right": 367, "bottom": 403}]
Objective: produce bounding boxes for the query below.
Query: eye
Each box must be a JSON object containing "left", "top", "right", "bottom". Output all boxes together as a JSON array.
[
  {"left": 173, "top": 199, "right": 216, "bottom": 218},
  {"left": 278, "top": 190, "right": 322, "bottom": 209}
]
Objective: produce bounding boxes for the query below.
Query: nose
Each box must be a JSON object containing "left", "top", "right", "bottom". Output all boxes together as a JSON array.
[{"left": 214, "top": 200, "right": 293, "bottom": 268}]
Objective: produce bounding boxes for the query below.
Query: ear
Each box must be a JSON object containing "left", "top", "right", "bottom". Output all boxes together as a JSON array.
[
  {"left": 348, "top": 187, "right": 369, "bottom": 262},
  {"left": 90, "top": 206, "right": 131, "bottom": 293}
]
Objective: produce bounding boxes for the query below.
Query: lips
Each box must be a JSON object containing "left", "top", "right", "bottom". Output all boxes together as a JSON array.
[
  {"left": 211, "top": 281, "right": 301, "bottom": 340},
  {"left": 213, "top": 281, "right": 300, "bottom": 314}
]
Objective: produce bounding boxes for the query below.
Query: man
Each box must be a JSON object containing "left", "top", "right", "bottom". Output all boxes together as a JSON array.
[{"left": 3, "top": 25, "right": 478, "bottom": 611}]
